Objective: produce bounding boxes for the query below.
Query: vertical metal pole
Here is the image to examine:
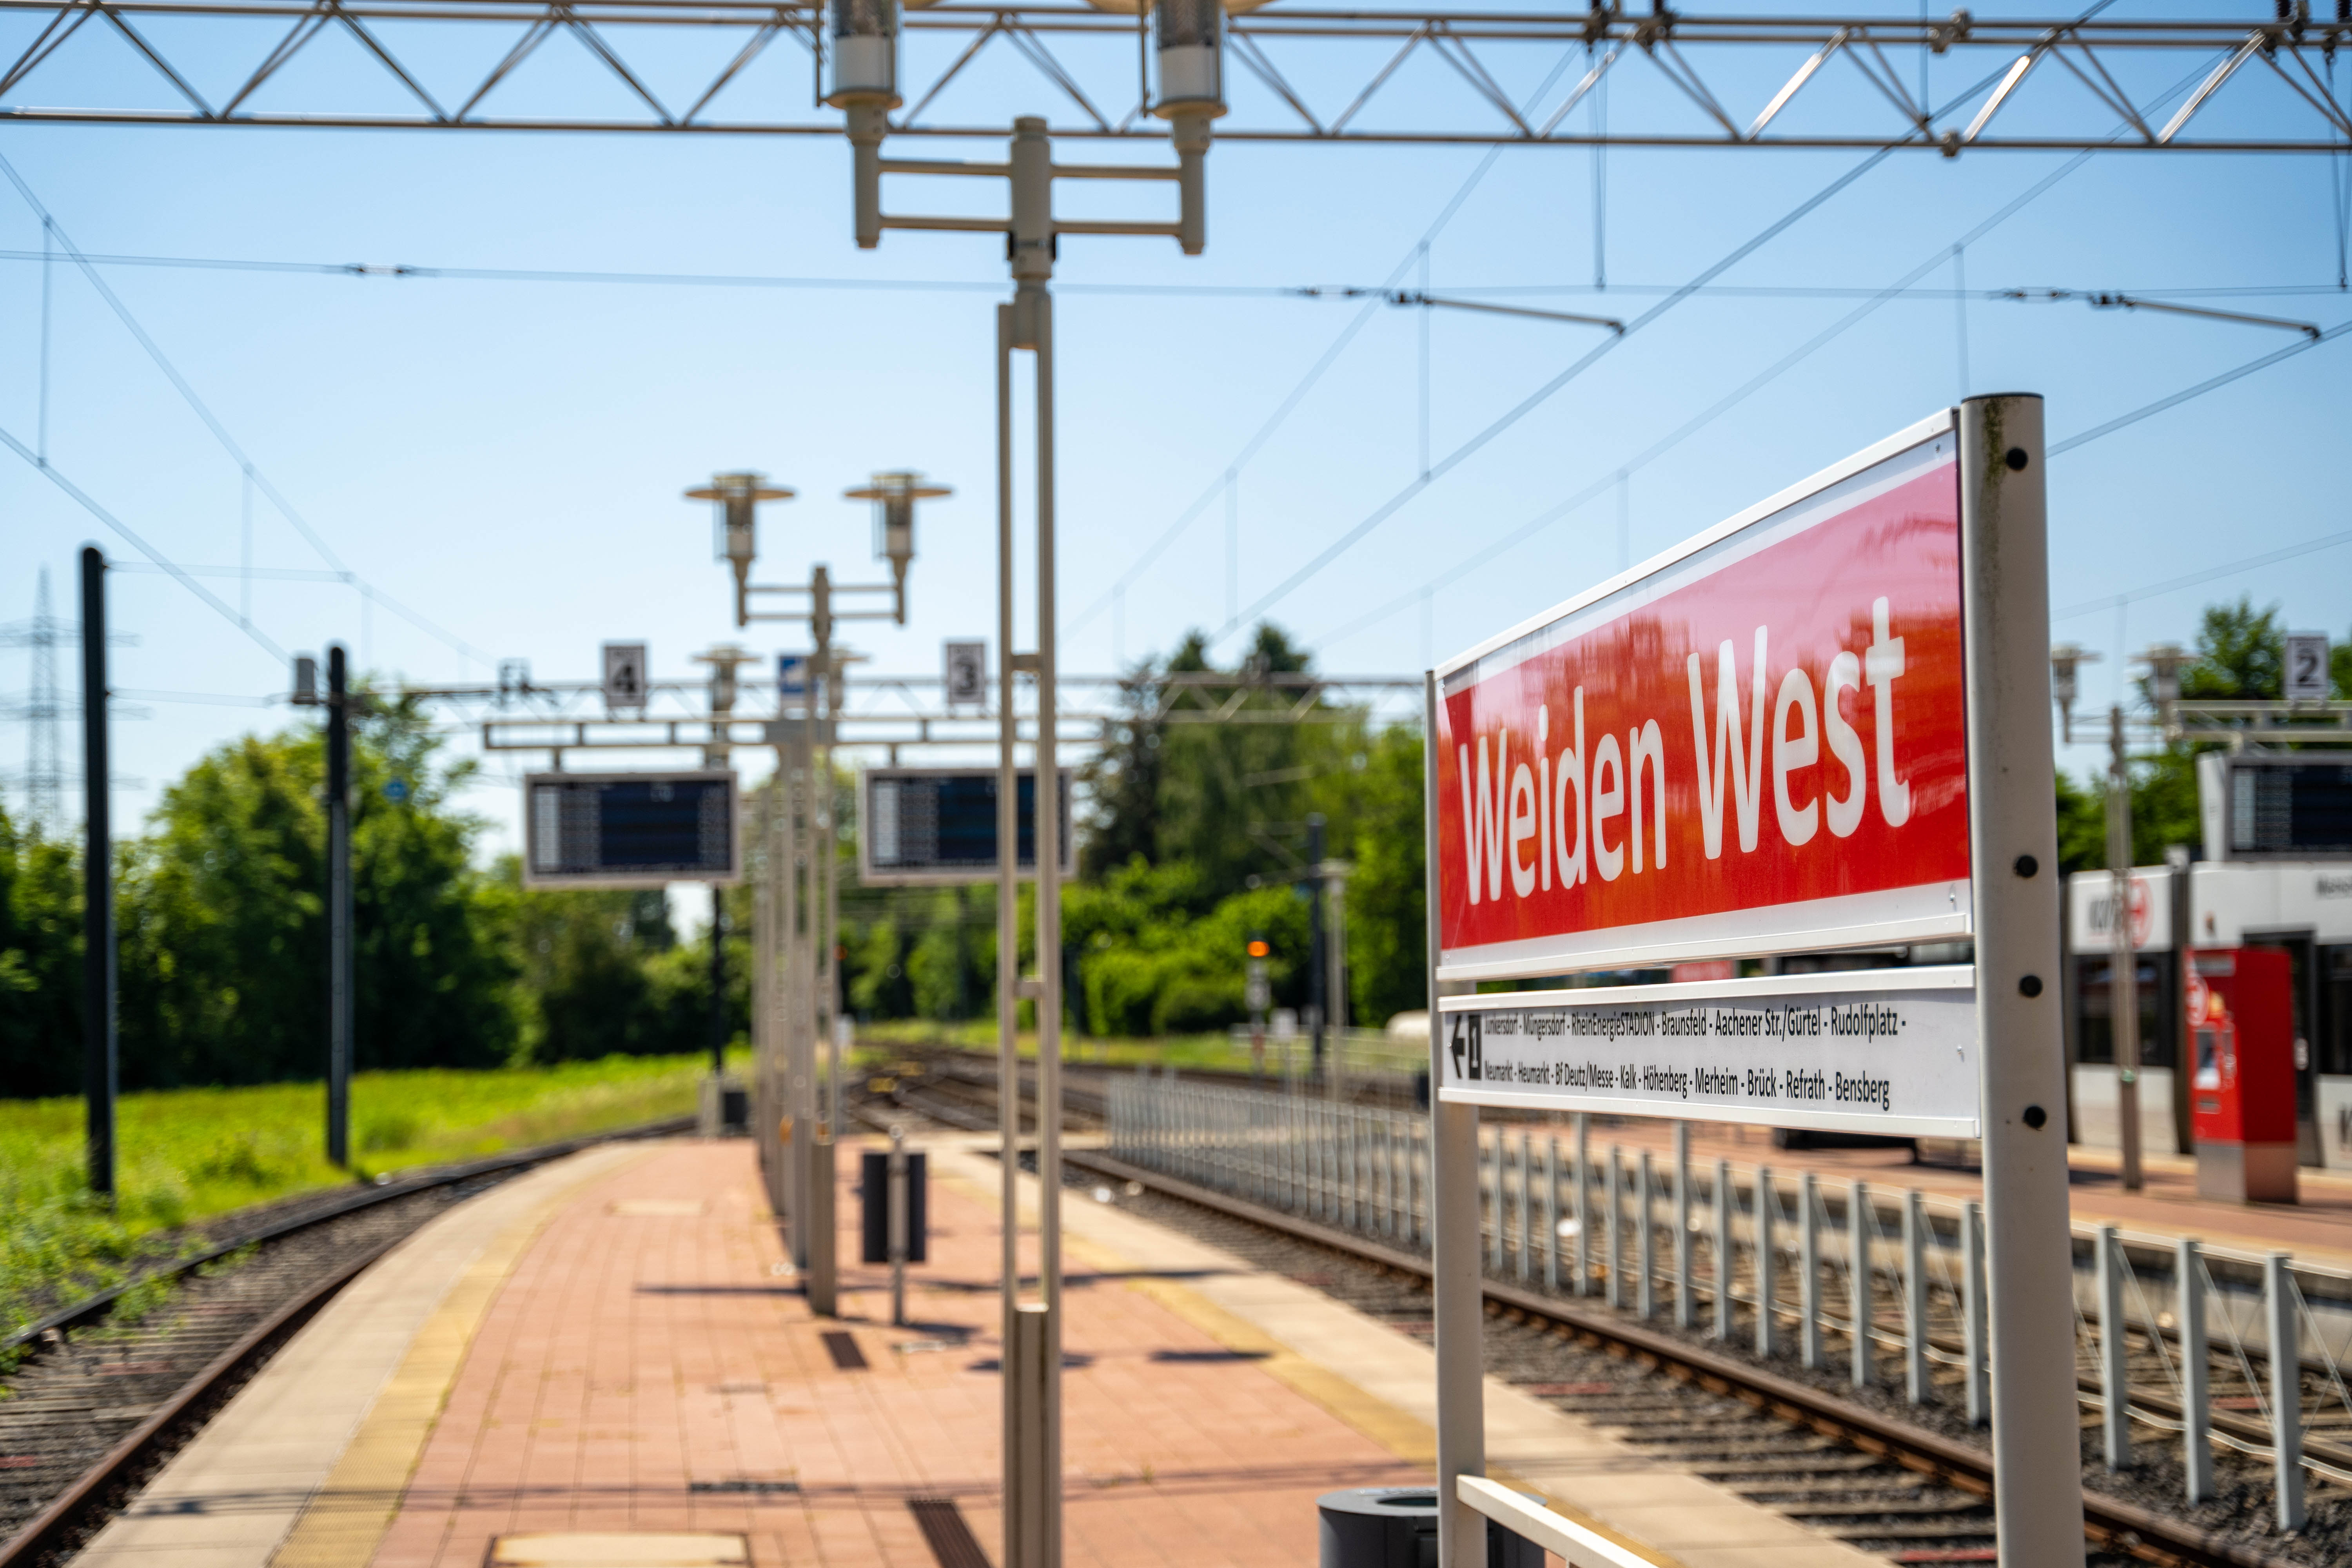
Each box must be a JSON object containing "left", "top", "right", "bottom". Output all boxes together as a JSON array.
[
  {"left": 1960, "top": 392, "right": 2087, "bottom": 1564},
  {"left": 1851, "top": 1178, "right": 1873, "bottom": 1388},
  {"left": 78, "top": 547, "right": 114, "bottom": 1202},
  {"left": 1713, "top": 1157, "right": 1732, "bottom": 1341},
  {"left": 1755, "top": 1165, "right": 1776, "bottom": 1357},
  {"left": 1637, "top": 1149, "right": 1655, "bottom": 1319},
  {"left": 1031, "top": 271, "right": 1065, "bottom": 1568},
  {"left": 1543, "top": 1135, "right": 1560, "bottom": 1292},
  {"left": 2266, "top": 1252, "right": 2304, "bottom": 1530},
  {"left": 2178, "top": 1237, "right": 2210, "bottom": 1503},
  {"left": 1427, "top": 674, "right": 1485, "bottom": 1568},
  {"left": 709, "top": 884, "right": 728, "bottom": 1076},
  {"left": 1673, "top": 1123, "right": 1692, "bottom": 1329},
  {"left": 1489, "top": 1128, "right": 1505, "bottom": 1274},
  {"left": 2108, "top": 708, "right": 2143, "bottom": 1193},
  {"left": 1905, "top": 1189, "right": 1929, "bottom": 1404},
  {"left": 1572, "top": 1114, "right": 1589, "bottom": 1296},
  {"left": 325, "top": 643, "right": 352, "bottom": 1171},
  {"left": 2097, "top": 1224, "right": 2127, "bottom": 1465},
  {"left": 1604, "top": 1145, "right": 1622, "bottom": 1308},
  {"left": 808, "top": 587, "right": 838, "bottom": 1319},
  {"left": 1801, "top": 1171, "right": 1822, "bottom": 1369},
  {"left": 1515, "top": 1132, "right": 1531, "bottom": 1282},
  {"left": 787, "top": 736, "right": 811, "bottom": 1269},
  {"left": 1308, "top": 812, "right": 1327, "bottom": 1084},
  {"left": 888, "top": 1125, "right": 909, "bottom": 1328},
  {"left": 994, "top": 294, "right": 1030, "bottom": 1568},
  {"left": 1964, "top": 1200, "right": 1989, "bottom": 1426}
]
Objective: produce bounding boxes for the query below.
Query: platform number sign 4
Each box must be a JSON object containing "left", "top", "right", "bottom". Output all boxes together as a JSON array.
[
  {"left": 603, "top": 642, "right": 648, "bottom": 711},
  {"left": 1448, "top": 1011, "right": 1482, "bottom": 1081},
  {"left": 2286, "top": 633, "right": 2332, "bottom": 701}
]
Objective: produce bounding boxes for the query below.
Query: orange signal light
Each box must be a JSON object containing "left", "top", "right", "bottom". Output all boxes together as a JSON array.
[{"left": 1247, "top": 940, "right": 1270, "bottom": 958}]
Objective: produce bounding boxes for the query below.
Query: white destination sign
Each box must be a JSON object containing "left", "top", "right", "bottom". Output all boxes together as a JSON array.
[{"left": 1437, "top": 966, "right": 1979, "bottom": 1138}]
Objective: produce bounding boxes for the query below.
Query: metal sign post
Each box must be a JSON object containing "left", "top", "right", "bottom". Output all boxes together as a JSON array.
[
  {"left": 78, "top": 546, "right": 115, "bottom": 1203},
  {"left": 1424, "top": 395, "right": 2083, "bottom": 1566},
  {"left": 326, "top": 643, "right": 353, "bottom": 1170},
  {"left": 1955, "top": 395, "right": 2083, "bottom": 1563}
]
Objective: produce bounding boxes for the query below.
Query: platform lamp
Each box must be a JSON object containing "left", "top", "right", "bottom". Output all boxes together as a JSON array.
[
  {"left": 844, "top": 470, "right": 951, "bottom": 623},
  {"left": 2050, "top": 642, "right": 2100, "bottom": 744},
  {"left": 1153, "top": 0, "right": 1229, "bottom": 255},
  {"left": 826, "top": 0, "right": 900, "bottom": 249},
  {"left": 2140, "top": 642, "right": 2189, "bottom": 739},
  {"left": 689, "top": 471, "right": 797, "bottom": 629}
]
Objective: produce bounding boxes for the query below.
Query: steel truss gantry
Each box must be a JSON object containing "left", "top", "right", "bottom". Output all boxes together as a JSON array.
[
  {"left": 392, "top": 668, "right": 1424, "bottom": 765},
  {"left": 4, "top": 2, "right": 2348, "bottom": 151}
]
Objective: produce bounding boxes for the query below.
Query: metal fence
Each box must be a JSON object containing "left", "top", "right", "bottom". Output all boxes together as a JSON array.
[{"left": 1104, "top": 1070, "right": 2352, "bottom": 1528}]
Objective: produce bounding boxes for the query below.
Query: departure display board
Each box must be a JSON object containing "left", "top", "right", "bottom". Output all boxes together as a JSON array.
[
  {"left": 524, "top": 771, "right": 739, "bottom": 887},
  {"left": 2216, "top": 755, "right": 2352, "bottom": 860},
  {"left": 860, "top": 767, "right": 1073, "bottom": 885}
]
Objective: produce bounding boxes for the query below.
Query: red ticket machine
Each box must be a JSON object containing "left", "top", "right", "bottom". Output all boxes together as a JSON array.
[{"left": 2187, "top": 947, "right": 2298, "bottom": 1204}]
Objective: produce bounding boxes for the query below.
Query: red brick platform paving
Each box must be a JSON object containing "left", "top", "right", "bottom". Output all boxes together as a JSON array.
[{"left": 370, "top": 1140, "right": 1421, "bottom": 1568}]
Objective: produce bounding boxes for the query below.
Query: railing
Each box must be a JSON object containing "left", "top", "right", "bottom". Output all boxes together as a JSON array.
[
  {"left": 1220, "top": 1026, "right": 1427, "bottom": 1093},
  {"left": 1105, "top": 1071, "right": 2352, "bottom": 1530}
]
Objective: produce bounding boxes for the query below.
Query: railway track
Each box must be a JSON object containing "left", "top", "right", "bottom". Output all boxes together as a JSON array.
[
  {"left": 0, "top": 1114, "right": 692, "bottom": 1568},
  {"left": 863, "top": 1063, "right": 2315, "bottom": 1568}
]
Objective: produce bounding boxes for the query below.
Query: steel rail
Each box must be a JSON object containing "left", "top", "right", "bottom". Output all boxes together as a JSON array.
[
  {"left": 1, "top": 1112, "right": 695, "bottom": 1358},
  {"left": 0, "top": 1235, "right": 394, "bottom": 1568},
  {"left": 1041, "top": 1141, "right": 2301, "bottom": 1568},
  {"left": 0, "top": 1113, "right": 696, "bottom": 1566}
]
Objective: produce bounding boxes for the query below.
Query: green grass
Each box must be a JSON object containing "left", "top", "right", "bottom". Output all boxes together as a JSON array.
[{"left": 0, "top": 1050, "right": 738, "bottom": 1340}]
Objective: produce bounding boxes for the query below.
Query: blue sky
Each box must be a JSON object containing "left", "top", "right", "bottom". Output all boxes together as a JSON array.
[{"left": 5, "top": 2, "right": 2348, "bottom": 860}]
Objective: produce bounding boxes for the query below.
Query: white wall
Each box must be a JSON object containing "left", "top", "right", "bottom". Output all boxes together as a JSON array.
[{"left": 2070, "top": 1064, "right": 2181, "bottom": 1157}]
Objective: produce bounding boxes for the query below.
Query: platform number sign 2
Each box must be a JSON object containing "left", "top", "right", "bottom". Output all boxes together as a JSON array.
[
  {"left": 2286, "top": 633, "right": 2332, "bottom": 701},
  {"left": 1449, "top": 1012, "right": 1482, "bottom": 1081}
]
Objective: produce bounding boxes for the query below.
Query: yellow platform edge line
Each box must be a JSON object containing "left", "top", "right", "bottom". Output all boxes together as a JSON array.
[{"left": 267, "top": 1146, "right": 658, "bottom": 1568}]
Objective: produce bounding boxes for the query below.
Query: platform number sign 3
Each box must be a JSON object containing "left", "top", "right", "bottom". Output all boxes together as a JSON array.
[
  {"left": 944, "top": 640, "right": 987, "bottom": 710},
  {"left": 2286, "top": 633, "right": 2332, "bottom": 701},
  {"left": 1449, "top": 1011, "right": 1482, "bottom": 1081}
]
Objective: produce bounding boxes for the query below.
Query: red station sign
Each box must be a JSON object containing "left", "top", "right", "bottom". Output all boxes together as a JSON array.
[{"left": 1435, "top": 416, "right": 1973, "bottom": 977}]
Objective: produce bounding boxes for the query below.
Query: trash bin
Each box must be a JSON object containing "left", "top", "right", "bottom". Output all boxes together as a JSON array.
[
  {"left": 857, "top": 1149, "right": 927, "bottom": 1264},
  {"left": 1317, "top": 1487, "right": 1541, "bottom": 1568}
]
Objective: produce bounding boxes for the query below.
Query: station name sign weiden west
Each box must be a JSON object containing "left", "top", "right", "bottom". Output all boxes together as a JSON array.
[
  {"left": 1436, "top": 968, "right": 1979, "bottom": 1137},
  {"left": 1435, "top": 423, "right": 1970, "bottom": 978}
]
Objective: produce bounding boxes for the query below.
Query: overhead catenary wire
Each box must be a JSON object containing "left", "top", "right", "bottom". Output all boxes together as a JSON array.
[
  {"left": 1212, "top": 37, "right": 2130, "bottom": 650},
  {"left": 1305, "top": 142, "right": 2117, "bottom": 653},
  {"left": 0, "top": 152, "right": 493, "bottom": 671},
  {"left": 0, "top": 249, "right": 2332, "bottom": 305},
  {"left": 1067, "top": 43, "right": 1600, "bottom": 639},
  {"left": 2053, "top": 528, "right": 2352, "bottom": 622},
  {"left": 1305, "top": 50, "right": 2318, "bottom": 658},
  {"left": 0, "top": 423, "right": 289, "bottom": 664}
]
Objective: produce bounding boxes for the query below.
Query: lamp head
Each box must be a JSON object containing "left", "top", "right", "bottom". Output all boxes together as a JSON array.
[
  {"left": 844, "top": 470, "right": 951, "bottom": 584},
  {"left": 2139, "top": 642, "right": 2189, "bottom": 707},
  {"left": 2049, "top": 642, "right": 2099, "bottom": 741},
  {"left": 688, "top": 470, "right": 794, "bottom": 567}
]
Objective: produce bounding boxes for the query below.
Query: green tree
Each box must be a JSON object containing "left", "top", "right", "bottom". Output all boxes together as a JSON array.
[
  {"left": 113, "top": 698, "right": 516, "bottom": 1089},
  {"left": 0, "top": 809, "right": 82, "bottom": 1097},
  {"left": 2178, "top": 596, "right": 2283, "bottom": 700}
]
